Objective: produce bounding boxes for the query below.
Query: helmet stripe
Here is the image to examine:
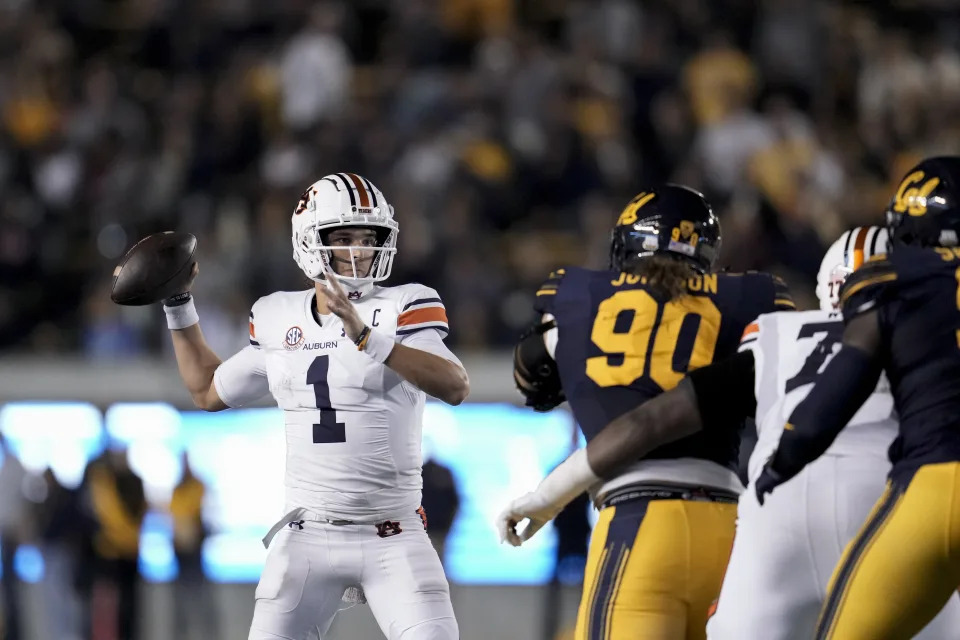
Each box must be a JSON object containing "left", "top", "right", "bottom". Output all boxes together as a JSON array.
[
  {"left": 852, "top": 226, "right": 869, "bottom": 270},
  {"left": 335, "top": 173, "right": 357, "bottom": 208},
  {"left": 345, "top": 173, "right": 371, "bottom": 208},
  {"left": 869, "top": 226, "right": 882, "bottom": 256},
  {"left": 360, "top": 175, "right": 379, "bottom": 207},
  {"left": 843, "top": 228, "right": 855, "bottom": 255}
]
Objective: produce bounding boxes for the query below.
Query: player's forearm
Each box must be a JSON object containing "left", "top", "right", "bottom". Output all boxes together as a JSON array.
[
  {"left": 384, "top": 342, "right": 470, "bottom": 405},
  {"left": 169, "top": 324, "right": 227, "bottom": 411},
  {"left": 586, "top": 380, "right": 703, "bottom": 478},
  {"left": 770, "top": 344, "right": 882, "bottom": 480}
]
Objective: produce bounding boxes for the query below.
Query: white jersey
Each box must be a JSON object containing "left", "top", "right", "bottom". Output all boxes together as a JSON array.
[
  {"left": 740, "top": 309, "right": 897, "bottom": 483},
  {"left": 212, "top": 283, "right": 459, "bottom": 522},
  {"left": 707, "top": 308, "right": 960, "bottom": 640}
]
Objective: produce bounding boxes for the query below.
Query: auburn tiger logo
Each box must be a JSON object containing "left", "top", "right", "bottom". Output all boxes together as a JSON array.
[{"left": 375, "top": 521, "right": 402, "bottom": 538}]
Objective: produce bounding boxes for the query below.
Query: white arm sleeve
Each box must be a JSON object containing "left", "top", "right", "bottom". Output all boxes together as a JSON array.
[
  {"left": 542, "top": 313, "right": 558, "bottom": 359},
  {"left": 397, "top": 328, "right": 463, "bottom": 367},
  {"left": 213, "top": 346, "right": 270, "bottom": 408}
]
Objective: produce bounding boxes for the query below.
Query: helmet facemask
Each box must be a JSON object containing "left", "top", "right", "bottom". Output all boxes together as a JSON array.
[
  {"left": 321, "top": 226, "right": 396, "bottom": 279},
  {"left": 296, "top": 222, "right": 397, "bottom": 287},
  {"left": 823, "top": 264, "right": 852, "bottom": 310}
]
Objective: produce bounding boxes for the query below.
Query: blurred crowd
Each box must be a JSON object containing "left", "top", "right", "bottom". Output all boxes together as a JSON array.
[
  {"left": 2, "top": 0, "right": 960, "bottom": 355},
  {"left": 0, "top": 432, "right": 211, "bottom": 640}
]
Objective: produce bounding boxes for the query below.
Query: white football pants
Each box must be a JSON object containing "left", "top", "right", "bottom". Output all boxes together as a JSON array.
[
  {"left": 248, "top": 512, "right": 458, "bottom": 640},
  {"left": 707, "top": 454, "right": 960, "bottom": 640}
]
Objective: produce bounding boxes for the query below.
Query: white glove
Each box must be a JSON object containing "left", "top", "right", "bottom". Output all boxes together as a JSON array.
[
  {"left": 497, "top": 491, "right": 564, "bottom": 547},
  {"left": 496, "top": 448, "right": 600, "bottom": 547}
]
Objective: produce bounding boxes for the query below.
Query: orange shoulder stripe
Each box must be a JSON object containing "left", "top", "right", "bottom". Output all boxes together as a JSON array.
[{"left": 398, "top": 306, "right": 448, "bottom": 327}]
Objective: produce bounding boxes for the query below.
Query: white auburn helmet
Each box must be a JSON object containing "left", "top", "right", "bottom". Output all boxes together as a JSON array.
[
  {"left": 816, "top": 225, "right": 889, "bottom": 311},
  {"left": 292, "top": 173, "right": 399, "bottom": 299}
]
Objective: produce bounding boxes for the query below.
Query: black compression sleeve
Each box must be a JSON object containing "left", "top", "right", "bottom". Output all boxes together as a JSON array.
[
  {"left": 686, "top": 350, "right": 757, "bottom": 431},
  {"left": 770, "top": 345, "right": 882, "bottom": 479}
]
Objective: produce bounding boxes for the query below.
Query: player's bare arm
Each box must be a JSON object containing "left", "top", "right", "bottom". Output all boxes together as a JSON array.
[
  {"left": 166, "top": 268, "right": 228, "bottom": 412},
  {"left": 756, "top": 310, "right": 884, "bottom": 502},
  {"left": 321, "top": 262, "right": 469, "bottom": 405},
  {"left": 498, "top": 351, "right": 757, "bottom": 545},
  {"left": 110, "top": 233, "right": 229, "bottom": 412}
]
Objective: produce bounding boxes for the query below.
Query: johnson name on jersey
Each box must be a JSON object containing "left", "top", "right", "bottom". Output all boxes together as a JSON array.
[
  {"left": 739, "top": 309, "right": 897, "bottom": 483},
  {"left": 841, "top": 244, "right": 960, "bottom": 483},
  {"left": 536, "top": 265, "right": 794, "bottom": 496},
  {"left": 214, "top": 283, "right": 455, "bottom": 522}
]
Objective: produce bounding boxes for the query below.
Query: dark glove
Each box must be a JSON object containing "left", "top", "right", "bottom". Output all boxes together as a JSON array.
[{"left": 754, "top": 459, "right": 788, "bottom": 506}]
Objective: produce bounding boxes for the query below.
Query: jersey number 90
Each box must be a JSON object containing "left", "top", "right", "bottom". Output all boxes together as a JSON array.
[{"left": 586, "top": 291, "right": 720, "bottom": 390}]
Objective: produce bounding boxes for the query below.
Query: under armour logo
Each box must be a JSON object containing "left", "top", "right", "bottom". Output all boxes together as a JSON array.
[
  {"left": 348, "top": 291, "right": 361, "bottom": 300},
  {"left": 288, "top": 520, "right": 305, "bottom": 530},
  {"left": 375, "top": 521, "right": 402, "bottom": 538}
]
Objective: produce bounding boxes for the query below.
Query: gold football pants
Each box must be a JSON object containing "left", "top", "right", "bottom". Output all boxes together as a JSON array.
[
  {"left": 816, "top": 461, "right": 960, "bottom": 639},
  {"left": 574, "top": 493, "right": 736, "bottom": 640}
]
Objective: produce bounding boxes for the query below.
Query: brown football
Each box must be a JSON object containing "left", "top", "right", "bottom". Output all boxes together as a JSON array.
[{"left": 110, "top": 232, "right": 197, "bottom": 306}]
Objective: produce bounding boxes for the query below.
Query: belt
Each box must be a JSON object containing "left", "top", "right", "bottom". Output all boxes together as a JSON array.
[
  {"left": 597, "top": 483, "right": 739, "bottom": 510},
  {"left": 261, "top": 508, "right": 358, "bottom": 549}
]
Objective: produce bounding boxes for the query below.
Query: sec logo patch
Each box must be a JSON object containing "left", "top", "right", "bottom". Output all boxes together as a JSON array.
[{"left": 284, "top": 326, "right": 304, "bottom": 350}]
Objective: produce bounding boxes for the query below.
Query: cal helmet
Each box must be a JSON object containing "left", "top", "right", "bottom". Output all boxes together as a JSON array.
[
  {"left": 291, "top": 173, "right": 399, "bottom": 298},
  {"left": 816, "top": 226, "right": 890, "bottom": 311},
  {"left": 886, "top": 156, "right": 960, "bottom": 248},
  {"left": 609, "top": 184, "right": 721, "bottom": 274}
]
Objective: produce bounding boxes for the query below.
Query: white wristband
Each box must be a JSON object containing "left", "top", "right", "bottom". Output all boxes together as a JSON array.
[
  {"left": 363, "top": 329, "right": 395, "bottom": 364},
  {"left": 163, "top": 297, "right": 200, "bottom": 330},
  {"left": 537, "top": 448, "right": 601, "bottom": 508}
]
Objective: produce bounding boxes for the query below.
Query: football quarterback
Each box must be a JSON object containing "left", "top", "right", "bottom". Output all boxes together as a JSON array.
[{"left": 163, "top": 173, "right": 468, "bottom": 639}]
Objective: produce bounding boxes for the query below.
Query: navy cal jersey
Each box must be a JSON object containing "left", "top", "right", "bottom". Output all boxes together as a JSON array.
[
  {"left": 536, "top": 266, "right": 794, "bottom": 473},
  {"left": 841, "top": 244, "right": 960, "bottom": 483}
]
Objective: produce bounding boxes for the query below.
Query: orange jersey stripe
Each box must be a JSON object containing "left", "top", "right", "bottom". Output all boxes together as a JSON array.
[
  {"left": 398, "top": 306, "right": 448, "bottom": 327},
  {"left": 249, "top": 322, "right": 256, "bottom": 338},
  {"left": 346, "top": 173, "right": 370, "bottom": 208},
  {"left": 741, "top": 322, "right": 759, "bottom": 341}
]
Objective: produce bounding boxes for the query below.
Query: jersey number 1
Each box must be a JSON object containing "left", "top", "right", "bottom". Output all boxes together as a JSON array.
[{"left": 307, "top": 355, "right": 346, "bottom": 444}]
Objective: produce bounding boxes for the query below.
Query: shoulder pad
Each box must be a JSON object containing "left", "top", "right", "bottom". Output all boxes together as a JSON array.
[
  {"left": 247, "top": 292, "right": 285, "bottom": 347},
  {"left": 739, "top": 318, "right": 760, "bottom": 349},
  {"left": 771, "top": 275, "right": 796, "bottom": 311},
  {"left": 840, "top": 255, "right": 897, "bottom": 320},
  {"left": 724, "top": 271, "right": 796, "bottom": 316},
  {"left": 534, "top": 268, "right": 567, "bottom": 313}
]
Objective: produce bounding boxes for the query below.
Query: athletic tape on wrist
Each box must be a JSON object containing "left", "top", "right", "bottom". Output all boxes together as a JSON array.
[
  {"left": 362, "top": 329, "right": 395, "bottom": 364},
  {"left": 537, "top": 448, "right": 600, "bottom": 507},
  {"left": 164, "top": 296, "right": 200, "bottom": 330}
]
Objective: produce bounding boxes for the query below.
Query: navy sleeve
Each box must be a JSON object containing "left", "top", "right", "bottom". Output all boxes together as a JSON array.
[
  {"left": 840, "top": 255, "right": 897, "bottom": 321},
  {"left": 533, "top": 268, "right": 567, "bottom": 315}
]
